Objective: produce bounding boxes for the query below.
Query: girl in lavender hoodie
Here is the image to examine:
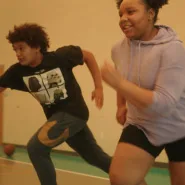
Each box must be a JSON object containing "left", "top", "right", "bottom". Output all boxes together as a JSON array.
[{"left": 101, "top": 0, "right": 185, "bottom": 185}]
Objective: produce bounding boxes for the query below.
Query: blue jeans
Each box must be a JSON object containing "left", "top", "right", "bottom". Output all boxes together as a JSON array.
[{"left": 27, "top": 112, "right": 111, "bottom": 185}]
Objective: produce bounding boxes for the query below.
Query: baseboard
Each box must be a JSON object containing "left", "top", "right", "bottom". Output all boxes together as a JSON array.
[
  {"left": 3, "top": 143, "right": 168, "bottom": 168},
  {"left": 153, "top": 162, "right": 168, "bottom": 168},
  {"left": 3, "top": 143, "right": 80, "bottom": 156}
]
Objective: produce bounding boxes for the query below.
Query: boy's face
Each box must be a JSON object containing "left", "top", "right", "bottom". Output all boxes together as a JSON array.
[{"left": 12, "top": 42, "right": 41, "bottom": 67}]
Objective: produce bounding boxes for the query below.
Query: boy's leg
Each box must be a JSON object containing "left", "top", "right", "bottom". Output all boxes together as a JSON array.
[
  {"left": 27, "top": 112, "right": 86, "bottom": 185},
  {"left": 66, "top": 125, "right": 112, "bottom": 173},
  {"left": 27, "top": 133, "right": 57, "bottom": 185}
]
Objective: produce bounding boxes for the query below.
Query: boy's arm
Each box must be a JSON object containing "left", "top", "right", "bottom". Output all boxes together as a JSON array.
[{"left": 82, "top": 50, "right": 103, "bottom": 109}]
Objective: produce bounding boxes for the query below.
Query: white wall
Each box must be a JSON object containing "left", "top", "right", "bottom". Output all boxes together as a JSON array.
[{"left": 0, "top": 0, "right": 185, "bottom": 163}]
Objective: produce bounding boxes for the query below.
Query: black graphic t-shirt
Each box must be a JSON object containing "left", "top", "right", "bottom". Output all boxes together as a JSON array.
[{"left": 0, "top": 45, "right": 89, "bottom": 120}]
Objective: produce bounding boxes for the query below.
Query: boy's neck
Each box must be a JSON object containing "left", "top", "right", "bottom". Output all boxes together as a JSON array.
[{"left": 29, "top": 52, "right": 44, "bottom": 67}]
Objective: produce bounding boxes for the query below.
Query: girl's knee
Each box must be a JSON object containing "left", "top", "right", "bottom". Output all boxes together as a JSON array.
[
  {"left": 109, "top": 170, "right": 141, "bottom": 185},
  {"left": 109, "top": 171, "right": 126, "bottom": 185}
]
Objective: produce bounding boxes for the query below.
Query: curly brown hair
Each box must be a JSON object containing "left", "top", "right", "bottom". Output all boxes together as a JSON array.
[
  {"left": 115, "top": 0, "right": 168, "bottom": 23},
  {"left": 6, "top": 23, "right": 50, "bottom": 53}
]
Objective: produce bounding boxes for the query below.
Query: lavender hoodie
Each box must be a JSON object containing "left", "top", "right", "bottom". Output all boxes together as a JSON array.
[{"left": 112, "top": 25, "right": 185, "bottom": 146}]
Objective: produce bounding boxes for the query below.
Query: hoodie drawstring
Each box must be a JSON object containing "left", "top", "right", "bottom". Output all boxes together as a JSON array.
[
  {"left": 138, "top": 42, "right": 141, "bottom": 87},
  {"left": 128, "top": 40, "right": 141, "bottom": 87}
]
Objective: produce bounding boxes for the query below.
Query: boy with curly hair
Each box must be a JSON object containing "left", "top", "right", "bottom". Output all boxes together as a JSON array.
[{"left": 1, "top": 23, "right": 111, "bottom": 185}]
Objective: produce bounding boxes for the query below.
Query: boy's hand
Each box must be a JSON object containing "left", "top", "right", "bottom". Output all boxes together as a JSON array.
[{"left": 92, "top": 87, "right": 104, "bottom": 109}]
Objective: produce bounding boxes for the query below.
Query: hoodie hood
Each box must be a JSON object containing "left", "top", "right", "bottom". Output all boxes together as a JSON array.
[
  {"left": 130, "top": 25, "right": 181, "bottom": 46},
  {"left": 111, "top": 25, "right": 183, "bottom": 83},
  {"left": 128, "top": 25, "right": 182, "bottom": 86}
]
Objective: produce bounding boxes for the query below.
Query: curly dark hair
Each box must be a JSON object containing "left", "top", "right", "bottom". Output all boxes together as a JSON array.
[
  {"left": 6, "top": 23, "right": 50, "bottom": 53},
  {"left": 115, "top": 0, "right": 169, "bottom": 23}
]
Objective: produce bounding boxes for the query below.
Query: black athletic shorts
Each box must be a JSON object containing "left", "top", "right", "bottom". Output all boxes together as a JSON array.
[{"left": 119, "top": 124, "right": 185, "bottom": 162}]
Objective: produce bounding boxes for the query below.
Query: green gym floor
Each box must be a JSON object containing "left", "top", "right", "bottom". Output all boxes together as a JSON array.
[{"left": 0, "top": 147, "right": 170, "bottom": 185}]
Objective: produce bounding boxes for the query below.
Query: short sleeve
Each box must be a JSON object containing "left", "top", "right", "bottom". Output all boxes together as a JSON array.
[
  {"left": 0, "top": 64, "right": 26, "bottom": 91},
  {"left": 55, "top": 45, "right": 84, "bottom": 68}
]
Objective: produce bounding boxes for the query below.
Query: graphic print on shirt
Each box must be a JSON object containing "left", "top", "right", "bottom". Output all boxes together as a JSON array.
[{"left": 23, "top": 68, "right": 68, "bottom": 105}]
